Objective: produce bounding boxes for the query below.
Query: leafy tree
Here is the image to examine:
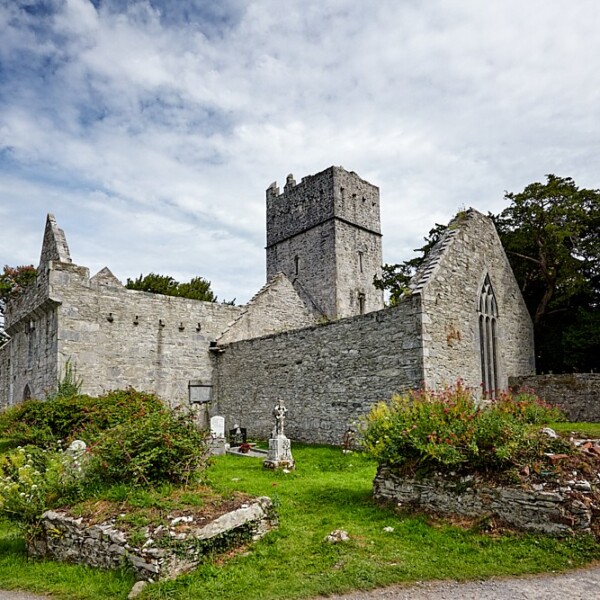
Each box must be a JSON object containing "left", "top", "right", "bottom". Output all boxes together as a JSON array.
[
  {"left": 374, "top": 223, "right": 448, "bottom": 306},
  {"left": 0, "top": 265, "right": 37, "bottom": 338},
  {"left": 125, "top": 272, "right": 217, "bottom": 302},
  {"left": 177, "top": 276, "right": 216, "bottom": 302},
  {"left": 494, "top": 175, "right": 600, "bottom": 372}
]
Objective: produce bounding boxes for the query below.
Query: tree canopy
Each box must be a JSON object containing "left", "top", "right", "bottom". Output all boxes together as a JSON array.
[
  {"left": 494, "top": 175, "right": 600, "bottom": 373},
  {"left": 125, "top": 273, "right": 218, "bottom": 303}
]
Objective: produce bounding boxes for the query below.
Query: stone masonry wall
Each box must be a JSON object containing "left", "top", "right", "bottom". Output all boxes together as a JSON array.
[
  {"left": 509, "top": 374, "right": 600, "bottom": 422},
  {"left": 266, "top": 220, "right": 338, "bottom": 317},
  {"left": 50, "top": 262, "right": 242, "bottom": 407},
  {"left": 266, "top": 166, "right": 383, "bottom": 319},
  {"left": 213, "top": 297, "right": 423, "bottom": 445},
  {"left": 374, "top": 467, "right": 595, "bottom": 537},
  {"left": 335, "top": 221, "right": 383, "bottom": 317},
  {"left": 416, "top": 210, "right": 535, "bottom": 391},
  {"left": 28, "top": 498, "right": 276, "bottom": 581},
  {"left": 1, "top": 265, "right": 60, "bottom": 405},
  {"left": 217, "top": 273, "right": 315, "bottom": 345}
]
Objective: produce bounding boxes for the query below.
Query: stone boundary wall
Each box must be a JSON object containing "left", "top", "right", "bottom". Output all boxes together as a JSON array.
[
  {"left": 27, "top": 497, "right": 276, "bottom": 581},
  {"left": 509, "top": 374, "right": 600, "bottom": 422},
  {"left": 213, "top": 298, "right": 423, "bottom": 445},
  {"left": 374, "top": 467, "right": 595, "bottom": 537}
]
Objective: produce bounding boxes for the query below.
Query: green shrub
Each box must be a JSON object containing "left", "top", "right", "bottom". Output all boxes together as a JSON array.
[
  {"left": 87, "top": 409, "right": 210, "bottom": 486},
  {"left": 360, "top": 382, "right": 567, "bottom": 474},
  {"left": 0, "top": 389, "right": 164, "bottom": 447}
]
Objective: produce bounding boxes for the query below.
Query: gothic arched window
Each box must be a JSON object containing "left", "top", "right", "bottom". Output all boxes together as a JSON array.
[
  {"left": 479, "top": 276, "right": 498, "bottom": 396},
  {"left": 23, "top": 383, "right": 32, "bottom": 401}
]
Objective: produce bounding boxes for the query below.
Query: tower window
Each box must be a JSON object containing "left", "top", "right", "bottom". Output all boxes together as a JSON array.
[
  {"left": 358, "top": 293, "right": 366, "bottom": 315},
  {"left": 358, "top": 251, "right": 364, "bottom": 273},
  {"left": 478, "top": 275, "right": 499, "bottom": 397},
  {"left": 294, "top": 255, "right": 299, "bottom": 275}
]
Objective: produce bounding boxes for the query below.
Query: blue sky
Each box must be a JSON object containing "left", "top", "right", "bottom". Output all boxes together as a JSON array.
[{"left": 1, "top": 0, "right": 599, "bottom": 303}]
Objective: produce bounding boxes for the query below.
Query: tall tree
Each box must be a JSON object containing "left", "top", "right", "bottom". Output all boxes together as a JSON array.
[
  {"left": 125, "top": 273, "right": 217, "bottom": 303},
  {"left": 494, "top": 175, "right": 600, "bottom": 372},
  {"left": 374, "top": 223, "right": 448, "bottom": 306}
]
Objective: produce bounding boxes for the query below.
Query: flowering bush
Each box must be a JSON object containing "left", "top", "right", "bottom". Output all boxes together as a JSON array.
[
  {"left": 360, "top": 382, "right": 567, "bottom": 474},
  {"left": 0, "top": 447, "right": 51, "bottom": 524}
]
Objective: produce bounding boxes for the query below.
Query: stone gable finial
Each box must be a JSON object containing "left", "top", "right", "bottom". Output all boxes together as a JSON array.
[{"left": 39, "top": 214, "right": 72, "bottom": 269}]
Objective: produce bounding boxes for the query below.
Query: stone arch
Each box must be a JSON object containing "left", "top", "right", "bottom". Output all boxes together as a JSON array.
[
  {"left": 478, "top": 275, "right": 499, "bottom": 396},
  {"left": 23, "top": 383, "right": 32, "bottom": 401}
]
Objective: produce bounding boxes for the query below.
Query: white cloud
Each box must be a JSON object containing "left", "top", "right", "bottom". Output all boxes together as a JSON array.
[{"left": 1, "top": 0, "right": 599, "bottom": 303}]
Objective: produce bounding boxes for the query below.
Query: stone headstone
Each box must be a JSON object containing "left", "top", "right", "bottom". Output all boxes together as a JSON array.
[
  {"left": 210, "top": 416, "right": 225, "bottom": 438},
  {"left": 229, "top": 425, "right": 247, "bottom": 447}
]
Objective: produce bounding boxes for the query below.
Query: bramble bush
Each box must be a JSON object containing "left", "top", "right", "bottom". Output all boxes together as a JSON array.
[
  {"left": 0, "top": 388, "right": 165, "bottom": 447},
  {"left": 87, "top": 409, "right": 210, "bottom": 486},
  {"left": 360, "top": 382, "right": 567, "bottom": 474}
]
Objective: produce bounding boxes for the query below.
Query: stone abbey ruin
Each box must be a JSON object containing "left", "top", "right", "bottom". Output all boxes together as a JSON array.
[{"left": 0, "top": 166, "right": 535, "bottom": 444}]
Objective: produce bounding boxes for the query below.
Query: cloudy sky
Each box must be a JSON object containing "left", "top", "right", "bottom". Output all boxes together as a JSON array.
[{"left": 1, "top": 0, "right": 599, "bottom": 303}]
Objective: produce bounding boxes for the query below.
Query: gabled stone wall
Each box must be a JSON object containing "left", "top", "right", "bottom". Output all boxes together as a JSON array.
[{"left": 414, "top": 210, "right": 535, "bottom": 392}]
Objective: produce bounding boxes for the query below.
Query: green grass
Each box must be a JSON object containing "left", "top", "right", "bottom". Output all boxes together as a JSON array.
[
  {"left": 1, "top": 444, "right": 599, "bottom": 600},
  {"left": 550, "top": 422, "right": 600, "bottom": 438}
]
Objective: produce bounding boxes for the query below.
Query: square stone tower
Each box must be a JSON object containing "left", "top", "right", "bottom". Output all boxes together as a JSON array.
[{"left": 266, "top": 166, "right": 384, "bottom": 320}]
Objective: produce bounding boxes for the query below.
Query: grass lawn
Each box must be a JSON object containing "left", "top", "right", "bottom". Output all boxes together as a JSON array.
[
  {"left": 1, "top": 444, "right": 599, "bottom": 600},
  {"left": 550, "top": 422, "right": 600, "bottom": 438}
]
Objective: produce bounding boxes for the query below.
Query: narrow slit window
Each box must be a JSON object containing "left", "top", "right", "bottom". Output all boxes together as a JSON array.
[
  {"left": 358, "top": 251, "right": 364, "bottom": 273},
  {"left": 358, "top": 292, "right": 366, "bottom": 315},
  {"left": 294, "top": 255, "right": 299, "bottom": 276},
  {"left": 478, "top": 276, "right": 499, "bottom": 397}
]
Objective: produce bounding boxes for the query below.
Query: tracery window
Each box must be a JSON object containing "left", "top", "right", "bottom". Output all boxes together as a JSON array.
[{"left": 478, "top": 275, "right": 498, "bottom": 396}]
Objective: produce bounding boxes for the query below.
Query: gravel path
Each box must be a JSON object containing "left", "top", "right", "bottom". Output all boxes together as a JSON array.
[
  {"left": 2, "top": 564, "right": 600, "bottom": 599},
  {"left": 312, "top": 564, "right": 600, "bottom": 599}
]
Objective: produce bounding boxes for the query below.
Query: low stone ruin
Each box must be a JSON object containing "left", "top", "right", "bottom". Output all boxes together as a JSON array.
[
  {"left": 374, "top": 467, "right": 598, "bottom": 537},
  {"left": 27, "top": 497, "right": 277, "bottom": 581}
]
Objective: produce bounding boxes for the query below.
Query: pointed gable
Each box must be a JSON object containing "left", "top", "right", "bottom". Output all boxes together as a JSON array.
[
  {"left": 217, "top": 272, "right": 316, "bottom": 345},
  {"left": 90, "top": 267, "right": 123, "bottom": 288},
  {"left": 38, "top": 214, "right": 72, "bottom": 269}
]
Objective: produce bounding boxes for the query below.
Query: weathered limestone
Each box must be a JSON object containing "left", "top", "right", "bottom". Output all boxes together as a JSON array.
[
  {"left": 263, "top": 404, "right": 295, "bottom": 470},
  {"left": 374, "top": 467, "right": 596, "bottom": 537},
  {"left": 510, "top": 374, "right": 600, "bottom": 422},
  {"left": 28, "top": 497, "right": 276, "bottom": 581},
  {"left": 266, "top": 166, "right": 384, "bottom": 320},
  {"left": 413, "top": 210, "right": 535, "bottom": 392},
  {"left": 1, "top": 168, "right": 537, "bottom": 446}
]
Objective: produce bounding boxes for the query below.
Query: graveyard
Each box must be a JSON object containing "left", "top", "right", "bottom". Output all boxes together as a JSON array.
[{"left": 1, "top": 386, "right": 600, "bottom": 600}]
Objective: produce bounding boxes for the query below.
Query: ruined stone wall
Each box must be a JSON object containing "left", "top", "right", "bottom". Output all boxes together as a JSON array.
[
  {"left": 1, "top": 268, "right": 60, "bottom": 405},
  {"left": 334, "top": 221, "right": 383, "bottom": 316},
  {"left": 29, "top": 499, "right": 275, "bottom": 581},
  {"left": 214, "top": 297, "right": 423, "bottom": 445},
  {"left": 415, "top": 210, "right": 535, "bottom": 391},
  {"left": 49, "top": 263, "right": 242, "bottom": 407},
  {"left": 509, "top": 374, "right": 600, "bottom": 422},
  {"left": 374, "top": 467, "right": 595, "bottom": 537},
  {"left": 217, "top": 273, "right": 315, "bottom": 345}
]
